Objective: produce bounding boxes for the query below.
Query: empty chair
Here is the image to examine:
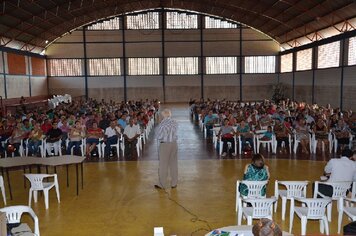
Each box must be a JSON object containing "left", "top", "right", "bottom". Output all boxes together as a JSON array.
[
  {"left": 153, "top": 227, "right": 164, "bottom": 236},
  {"left": 338, "top": 198, "right": 356, "bottom": 233},
  {"left": 25, "top": 174, "right": 60, "bottom": 210},
  {"left": 313, "top": 181, "right": 351, "bottom": 222},
  {"left": 0, "top": 175, "right": 6, "bottom": 205},
  {"left": 236, "top": 180, "right": 268, "bottom": 212},
  {"left": 237, "top": 197, "right": 277, "bottom": 225},
  {"left": 289, "top": 198, "right": 331, "bottom": 235},
  {"left": 274, "top": 180, "right": 308, "bottom": 220},
  {"left": 0, "top": 205, "right": 40, "bottom": 236},
  {"left": 254, "top": 129, "right": 275, "bottom": 154}
]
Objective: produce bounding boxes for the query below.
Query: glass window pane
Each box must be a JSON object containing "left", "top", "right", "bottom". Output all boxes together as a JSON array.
[
  {"left": 296, "top": 49, "right": 312, "bottom": 71},
  {"left": 166, "top": 12, "right": 198, "bottom": 29},
  {"left": 348, "top": 36, "right": 356, "bottom": 66},
  {"left": 128, "top": 58, "right": 160, "bottom": 75},
  {"left": 48, "top": 59, "right": 82, "bottom": 76},
  {"left": 88, "top": 58, "right": 121, "bottom": 76},
  {"left": 127, "top": 12, "right": 159, "bottom": 29},
  {"left": 318, "top": 41, "right": 340, "bottom": 69},
  {"left": 87, "top": 18, "right": 120, "bottom": 30},
  {"left": 206, "top": 57, "right": 237, "bottom": 74},
  {"left": 205, "top": 16, "right": 237, "bottom": 29},
  {"left": 167, "top": 57, "right": 198, "bottom": 75},
  {"left": 280, "top": 53, "right": 293, "bottom": 73},
  {"left": 245, "top": 56, "right": 275, "bottom": 73}
]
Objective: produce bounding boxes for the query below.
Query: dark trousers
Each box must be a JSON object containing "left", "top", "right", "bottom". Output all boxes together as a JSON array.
[
  {"left": 222, "top": 137, "right": 235, "bottom": 153},
  {"left": 67, "top": 140, "right": 82, "bottom": 155},
  {"left": 125, "top": 138, "right": 137, "bottom": 156},
  {"left": 105, "top": 135, "right": 118, "bottom": 156},
  {"left": 313, "top": 183, "right": 333, "bottom": 198},
  {"left": 277, "top": 137, "right": 289, "bottom": 148}
]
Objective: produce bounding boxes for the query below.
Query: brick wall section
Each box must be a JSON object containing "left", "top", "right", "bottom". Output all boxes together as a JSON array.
[{"left": 7, "top": 53, "right": 26, "bottom": 75}]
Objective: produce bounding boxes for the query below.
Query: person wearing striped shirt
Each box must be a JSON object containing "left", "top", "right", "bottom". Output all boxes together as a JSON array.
[{"left": 155, "top": 109, "right": 178, "bottom": 190}]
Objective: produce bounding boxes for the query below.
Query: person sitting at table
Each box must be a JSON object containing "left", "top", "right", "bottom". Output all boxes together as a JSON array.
[
  {"left": 86, "top": 121, "right": 103, "bottom": 157},
  {"left": 219, "top": 118, "right": 236, "bottom": 157},
  {"left": 239, "top": 154, "right": 270, "bottom": 197},
  {"left": 27, "top": 122, "right": 43, "bottom": 156},
  {"left": 46, "top": 122, "right": 63, "bottom": 156},
  {"left": 67, "top": 121, "right": 84, "bottom": 155},
  {"left": 252, "top": 218, "right": 282, "bottom": 236},
  {"left": 6, "top": 122, "right": 26, "bottom": 156}
]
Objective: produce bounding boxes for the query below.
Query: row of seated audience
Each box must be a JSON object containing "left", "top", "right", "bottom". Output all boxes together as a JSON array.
[
  {"left": 0, "top": 98, "right": 159, "bottom": 158},
  {"left": 190, "top": 98, "right": 355, "bottom": 156}
]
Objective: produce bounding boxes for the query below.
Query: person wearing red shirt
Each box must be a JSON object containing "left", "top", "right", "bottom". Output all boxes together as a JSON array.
[{"left": 41, "top": 119, "right": 52, "bottom": 134}]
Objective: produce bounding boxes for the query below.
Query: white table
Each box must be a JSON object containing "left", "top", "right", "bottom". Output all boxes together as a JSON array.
[
  {"left": 205, "top": 225, "right": 293, "bottom": 236},
  {"left": 0, "top": 155, "right": 85, "bottom": 199}
]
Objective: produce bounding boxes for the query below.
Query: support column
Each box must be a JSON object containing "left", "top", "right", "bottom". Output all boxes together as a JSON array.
[
  {"left": 239, "top": 25, "right": 243, "bottom": 101},
  {"left": 82, "top": 28, "right": 89, "bottom": 100},
  {"left": 312, "top": 47, "right": 316, "bottom": 104},
  {"left": 292, "top": 52, "right": 296, "bottom": 101},
  {"left": 340, "top": 39, "right": 346, "bottom": 110},
  {"left": 1, "top": 51, "right": 7, "bottom": 98},
  {"left": 161, "top": 9, "right": 166, "bottom": 102},
  {"left": 27, "top": 56, "right": 32, "bottom": 97},
  {"left": 121, "top": 16, "right": 127, "bottom": 102},
  {"left": 200, "top": 15, "right": 204, "bottom": 100}
]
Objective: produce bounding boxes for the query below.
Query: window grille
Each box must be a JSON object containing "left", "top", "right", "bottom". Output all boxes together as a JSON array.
[
  {"left": 88, "top": 58, "right": 121, "bottom": 76},
  {"left": 245, "top": 56, "right": 275, "bottom": 73},
  {"left": 167, "top": 57, "right": 199, "bottom": 75},
  {"left": 87, "top": 18, "right": 120, "bottom": 30},
  {"left": 48, "top": 59, "right": 82, "bottom": 76},
  {"left": 126, "top": 12, "right": 159, "bottom": 29},
  {"left": 318, "top": 41, "right": 340, "bottom": 69},
  {"left": 205, "top": 16, "right": 237, "bottom": 29},
  {"left": 166, "top": 12, "right": 198, "bottom": 29},
  {"left": 128, "top": 58, "right": 160, "bottom": 75},
  {"left": 348, "top": 36, "right": 356, "bottom": 66},
  {"left": 206, "top": 57, "right": 237, "bottom": 74},
  {"left": 296, "top": 48, "right": 312, "bottom": 71},
  {"left": 280, "top": 53, "right": 293, "bottom": 73}
]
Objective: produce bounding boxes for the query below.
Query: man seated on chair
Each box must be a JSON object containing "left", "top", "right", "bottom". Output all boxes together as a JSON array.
[
  {"left": 317, "top": 148, "right": 356, "bottom": 197},
  {"left": 46, "top": 122, "right": 63, "bottom": 156},
  {"left": 123, "top": 118, "right": 141, "bottom": 157},
  {"left": 104, "top": 120, "right": 121, "bottom": 157}
]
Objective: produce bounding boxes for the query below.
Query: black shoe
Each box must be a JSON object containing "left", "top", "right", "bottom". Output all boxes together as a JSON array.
[
  {"left": 171, "top": 185, "right": 177, "bottom": 189},
  {"left": 154, "top": 185, "right": 163, "bottom": 190}
]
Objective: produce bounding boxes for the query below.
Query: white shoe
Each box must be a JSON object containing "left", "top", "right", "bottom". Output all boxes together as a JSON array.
[
  {"left": 232, "top": 152, "right": 237, "bottom": 157},
  {"left": 221, "top": 152, "right": 227, "bottom": 157}
]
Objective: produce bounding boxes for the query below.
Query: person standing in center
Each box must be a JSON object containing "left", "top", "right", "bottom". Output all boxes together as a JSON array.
[{"left": 155, "top": 109, "right": 178, "bottom": 190}]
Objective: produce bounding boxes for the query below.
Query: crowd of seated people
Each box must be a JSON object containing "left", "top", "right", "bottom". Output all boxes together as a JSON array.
[
  {"left": 190, "top": 99, "right": 355, "bottom": 156},
  {"left": 0, "top": 98, "right": 159, "bottom": 158}
]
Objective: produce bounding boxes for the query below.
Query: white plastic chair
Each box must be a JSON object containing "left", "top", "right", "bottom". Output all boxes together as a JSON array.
[
  {"left": 237, "top": 197, "right": 277, "bottom": 225},
  {"left": 289, "top": 198, "right": 331, "bottom": 235},
  {"left": 313, "top": 181, "right": 352, "bottom": 222},
  {"left": 0, "top": 205, "right": 40, "bottom": 236},
  {"left": 25, "top": 174, "right": 60, "bottom": 210},
  {"left": 4, "top": 138, "right": 25, "bottom": 157},
  {"left": 254, "top": 129, "right": 276, "bottom": 154},
  {"left": 333, "top": 132, "right": 354, "bottom": 153},
  {"left": 45, "top": 139, "right": 62, "bottom": 156},
  {"left": 236, "top": 180, "right": 268, "bottom": 212},
  {"left": 311, "top": 131, "right": 333, "bottom": 154},
  {"left": 274, "top": 180, "right": 308, "bottom": 220},
  {"left": 0, "top": 175, "right": 6, "bottom": 205},
  {"left": 69, "top": 138, "right": 86, "bottom": 156},
  {"left": 153, "top": 227, "right": 164, "bottom": 236},
  {"left": 25, "top": 138, "right": 46, "bottom": 157},
  {"left": 293, "top": 132, "right": 313, "bottom": 154},
  {"left": 338, "top": 198, "right": 356, "bottom": 233}
]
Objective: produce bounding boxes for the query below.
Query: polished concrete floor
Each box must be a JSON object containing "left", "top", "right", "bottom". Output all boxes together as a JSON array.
[{"left": 1, "top": 104, "right": 348, "bottom": 236}]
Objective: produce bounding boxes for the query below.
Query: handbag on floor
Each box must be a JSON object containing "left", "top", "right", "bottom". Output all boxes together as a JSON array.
[{"left": 344, "top": 221, "right": 356, "bottom": 235}]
